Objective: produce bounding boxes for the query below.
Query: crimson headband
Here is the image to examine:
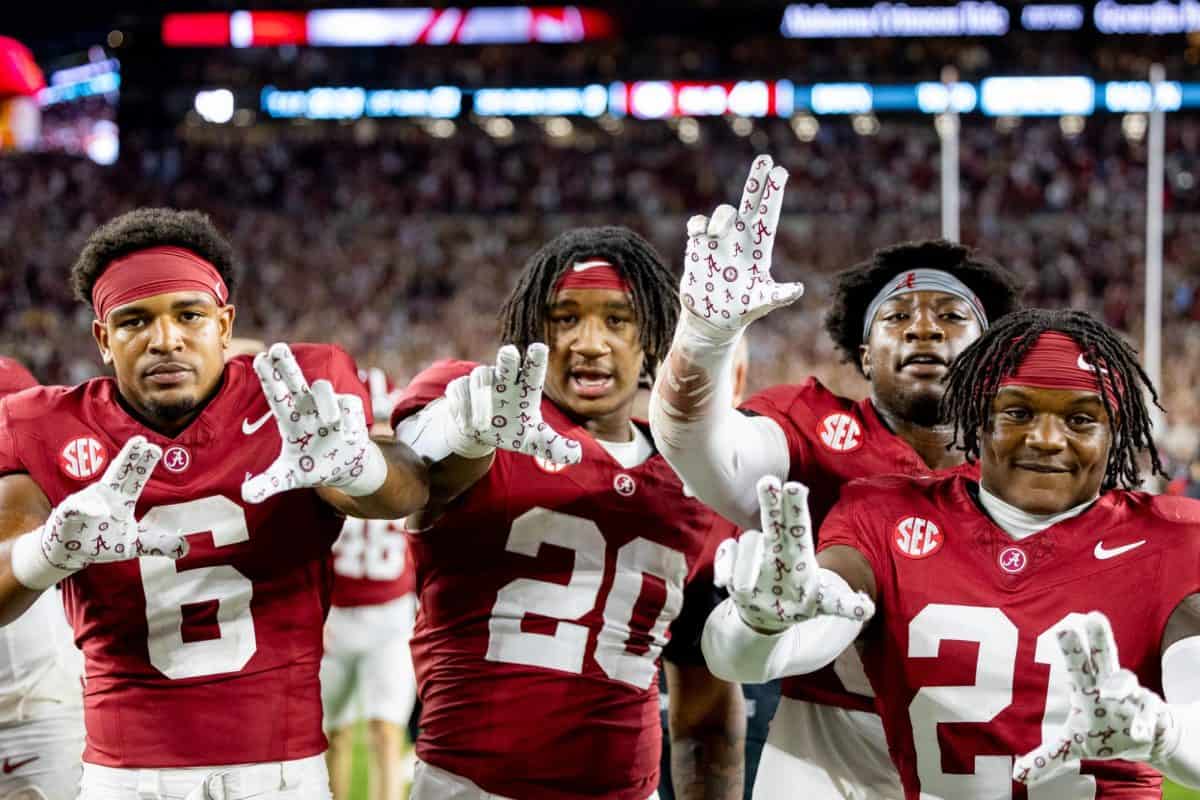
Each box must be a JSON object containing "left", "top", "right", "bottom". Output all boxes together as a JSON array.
[
  {"left": 553, "top": 259, "right": 632, "bottom": 294},
  {"left": 92, "top": 246, "right": 228, "bottom": 322},
  {"left": 999, "top": 331, "right": 1118, "bottom": 402}
]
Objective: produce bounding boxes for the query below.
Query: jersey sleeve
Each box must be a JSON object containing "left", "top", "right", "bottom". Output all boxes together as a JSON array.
[
  {"left": 0, "top": 357, "right": 37, "bottom": 398},
  {"left": 389, "top": 360, "right": 477, "bottom": 429},
  {"left": 739, "top": 381, "right": 820, "bottom": 484},
  {"left": 0, "top": 398, "right": 26, "bottom": 476},
  {"left": 815, "top": 484, "right": 887, "bottom": 594}
]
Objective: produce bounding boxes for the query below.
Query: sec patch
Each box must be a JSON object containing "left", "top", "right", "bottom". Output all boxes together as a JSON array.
[
  {"left": 892, "top": 516, "right": 943, "bottom": 559},
  {"left": 59, "top": 436, "right": 108, "bottom": 481},
  {"left": 817, "top": 413, "right": 863, "bottom": 453}
]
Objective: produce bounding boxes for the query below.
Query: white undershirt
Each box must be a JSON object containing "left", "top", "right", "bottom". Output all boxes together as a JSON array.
[
  {"left": 596, "top": 423, "right": 655, "bottom": 469},
  {"left": 977, "top": 483, "right": 1096, "bottom": 541}
]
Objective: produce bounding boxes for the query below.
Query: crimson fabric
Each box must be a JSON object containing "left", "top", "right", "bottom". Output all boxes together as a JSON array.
[
  {"left": 739, "top": 379, "right": 979, "bottom": 709},
  {"left": 0, "top": 37, "right": 44, "bottom": 97},
  {"left": 1000, "top": 330, "right": 1117, "bottom": 401},
  {"left": 552, "top": 259, "right": 632, "bottom": 293},
  {"left": 818, "top": 473, "right": 1200, "bottom": 798},
  {"left": 329, "top": 518, "right": 416, "bottom": 607},
  {"left": 0, "top": 356, "right": 37, "bottom": 398},
  {"left": 0, "top": 344, "right": 369, "bottom": 768},
  {"left": 91, "top": 246, "right": 229, "bottom": 322},
  {"left": 391, "top": 360, "right": 721, "bottom": 800}
]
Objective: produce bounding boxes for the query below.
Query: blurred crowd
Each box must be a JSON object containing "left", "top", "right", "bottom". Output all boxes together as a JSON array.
[{"left": 3, "top": 113, "right": 1200, "bottom": 478}]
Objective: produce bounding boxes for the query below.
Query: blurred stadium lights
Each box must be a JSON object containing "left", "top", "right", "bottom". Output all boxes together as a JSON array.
[
  {"left": 677, "top": 117, "right": 700, "bottom": 145},
  {"left": 1059, "top": 113, "right": 1087, "bottom": 136},
  {"left": 790, "top": 113, "right": 820, "bottom": 141},
  {"left": 542, "top": 115, "right": 573, "bottom": 137},
  {"left": 37, "top": 59, "right": 119, "bottom": 108},
  {"left": 253, "top": 78, "right": 1200, "bottom": 122},
  {"left": 851, "top": 113, "right": 881, "bottom": 135},
  {"left": 979, "top": 76, "right": 1095, "bottom": 116},
  {"left": 1020, "top": 4, "right": 1086, "bottom": 30},
  {"left": 1122, "top": 111, "right": 1149, "bottom": 140},
  {"left": 163, "top": 7, "right": 614, "bottom": 48},
  {"left": 194, "top": 89, "right": 235, "bottom": 124},
  {"left": 1094, "top": 0, "right": 1200, "bottom": 33},
  {"left": 729, "top": 116, "right": 754, "bottom": 136},
  {"left": 780, "top": 2, "right": 1010, "bottom": 38},
  {"left": 481, "top": 116, "right": 515, "bottom": 138}
]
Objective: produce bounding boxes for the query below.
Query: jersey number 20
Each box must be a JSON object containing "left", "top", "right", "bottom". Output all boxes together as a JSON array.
[{"left": 486, "top": 507, "right": 687, "bottom": 691}]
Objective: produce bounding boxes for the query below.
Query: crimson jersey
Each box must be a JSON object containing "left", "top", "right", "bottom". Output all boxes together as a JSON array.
[
  {"left": 0, "top": 356, "right": 36, "bottom": 397},
  {"left": 0, "top": 344, "right": 369, "bottom": 768},
  {"left": 329, "top": 517, "right": 415, "bottom": 607},
  {"left": 393, "top": 361, "right": 722, "bottom": 800},
  {"left": 741, "top": 379, "right": 977, "bottom": 710},
  {"left": 819, "top": 473, "right": 1200, "bottom": 799}
]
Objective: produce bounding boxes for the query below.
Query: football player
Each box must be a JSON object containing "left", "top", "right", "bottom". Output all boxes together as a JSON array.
[
  {"left": 715, "top": 308, "right": 1200, "bottom": 798},
  {"left": 0, "top": 209, "right": 428, "bottom": 798},
  {"left": 322, "top": 368, "right": 416, "bottom": 800},
  {"left": 392, "top": 226, "right": 745, "bottom": 799},
  {"left": 649, "top": 155, "right": 1021, "bottom": 798},
  {"left": 0, "top": 357, "right": 85, "bottom": 800}
]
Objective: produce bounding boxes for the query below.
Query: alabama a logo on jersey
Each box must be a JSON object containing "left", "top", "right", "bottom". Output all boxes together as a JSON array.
[{"left": 817, "top": 413, "right": 863, "bottom": 453}]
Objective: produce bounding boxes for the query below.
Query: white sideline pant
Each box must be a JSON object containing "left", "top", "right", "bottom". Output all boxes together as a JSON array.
[
  {"left": 78, "top": 755, "right": 330, "bottom": 800},
  {"left": 410, "top": 760, "right": 660, "bottom": 800}
]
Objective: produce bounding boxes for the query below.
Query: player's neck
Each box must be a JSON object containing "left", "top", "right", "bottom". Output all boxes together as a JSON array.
[
  {"left": 562, "top": 403, "right": 634, "bottom": 443},
  {"left": 874, "top": 405, "right": 960, "bottom": 471}
]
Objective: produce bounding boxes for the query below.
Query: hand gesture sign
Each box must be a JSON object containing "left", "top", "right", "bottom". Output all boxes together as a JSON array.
[
  {"left": 444, "top": 343, "right": 581, "bottom": 466},
  {"left": 15, "top": 436, "right": 188, "bottom": 590},
  {"left": 1015, "top": 612, "right": 1173, "bottom": 786},
  {"left": 714, "top": 476, "right": 874, "bottom": 633},
  {"left": 241, "top": 343, "right": 387, "bottom": 503},
  {"left": 681, "top": 155, "right": 804, "bottom": 331}
]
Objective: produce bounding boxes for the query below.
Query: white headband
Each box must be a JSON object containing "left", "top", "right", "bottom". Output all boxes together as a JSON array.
[{"left": 861, "top": 268, "right": 988, "bottom": 342}]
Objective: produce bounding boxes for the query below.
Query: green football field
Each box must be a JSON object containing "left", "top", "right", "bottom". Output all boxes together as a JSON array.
[{"left": 339, "top": 725, "right": 1200, "bottom": 800}]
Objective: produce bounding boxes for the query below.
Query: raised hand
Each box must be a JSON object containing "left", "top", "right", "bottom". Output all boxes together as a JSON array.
[
  {"left": 1015, "top": 612, "right": 1172, "bottom": 786},
  {"left": 443, "top": 343, "right": 581, "bottom": 466},
  {"left": 13, "top": 436, "right": 188, "bottom": 590},
  {"left": 714, "top": 476, "right": 874, "bottom": 633},
  {"left": 241, "top": 343, "right": 387, "bottom": 503},
  {"left": 681, "top": 155, "right": 804, "bottom": 331}
]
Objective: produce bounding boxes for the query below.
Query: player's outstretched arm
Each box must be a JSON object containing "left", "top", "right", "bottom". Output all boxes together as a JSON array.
[
  {"left": 1016, "top": 604, "right": 1200, "bottom": 789},
  {"left": 240, "top": 343, "right": 429, "bottom": 518},
  {"left": 395, "top": 343, "right": 581, "bottom": 514},
  {"left": 0, "top": 437, "right": 188, "bottom": 623},
  {"left": 701, "top": 477, "right": 875, "bottom": 684},
  {"left": 650, "top": 155, "right": 801, "bottom": 530},
  {"left": 665, "top": 660, "right": 745, "bottom": 800}
]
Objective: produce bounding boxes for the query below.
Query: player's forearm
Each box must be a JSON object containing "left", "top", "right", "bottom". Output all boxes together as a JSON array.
[
  {"left": 650, "top": 313, "right": 788, "bottom": 530},
  {"left": 670, "top": 703, "right": 746, "bottom": 800},
  {"left": 0, "top": 542, "right": 46, "bottom": 626},
  {"left": 318, "top": 439, "right": 429, "bottom": 519},
  {"left": 1155, "top": 637, "right": 1200, "bottom": 787},
  {"left": 701, "top": 597, "right": 862, "bottom": 683}
]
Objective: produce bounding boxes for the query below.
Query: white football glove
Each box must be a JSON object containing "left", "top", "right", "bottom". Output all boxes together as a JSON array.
[
  {"left": 1015, "top": 611, "right": 1174, "bottom": 786},
  {"left": 681, "top": 155, "right": 804, "bottom": 331},
  {"left": 713, "top": 476, "right": 874, "bottom": 633},
  {"left": 241, "top": 343, "right": 388, "bottom": 503},
  {"left": 11, "top": 436, "right": 189, "bottom": 590},
  {"left": 446, "top": 343, "right": 582, "bottom": 465}
]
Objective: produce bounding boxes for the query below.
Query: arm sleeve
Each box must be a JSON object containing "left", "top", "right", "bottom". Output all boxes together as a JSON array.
[
  {"left": 1153, "top": 636, "right": 1200, "bottom": 788},
  {"left": 389, "top": 360, "right": 476, "bottom": 429},
  {"left": 700, "top": 582, "right": 864, "bottom": 684},
  {"left": 648, "top": 315, "right": 789, "bottom": 531}
]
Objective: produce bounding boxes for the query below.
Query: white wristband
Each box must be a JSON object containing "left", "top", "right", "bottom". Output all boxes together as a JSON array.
[
  {"left": 394, "top": 397, "right": 493, "bottom": 463},
  {"left": 337, "top": 440, "right": 390, "bottom": 497},
  {"left": 10, "top": 528, "right": 73, "bottom": 591}
]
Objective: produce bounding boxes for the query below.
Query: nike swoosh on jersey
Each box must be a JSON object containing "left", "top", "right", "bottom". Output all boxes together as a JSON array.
[
  {"left": 1093, "top": 540, "right": 1146, "bottom": 560},
  {"left": 2, "top": 755, "right": 39, "bottom": 774},
  {"left": 241, "top": 410, "right": 274, "bottom": 435}
]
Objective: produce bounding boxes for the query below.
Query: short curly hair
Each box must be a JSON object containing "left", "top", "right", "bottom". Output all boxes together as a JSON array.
[
  {"left": 823, "top": 239, "right": 1023, "bottom": 375},
  {"left": 71, "top": 208, "right": 237, "bottom": 309}
]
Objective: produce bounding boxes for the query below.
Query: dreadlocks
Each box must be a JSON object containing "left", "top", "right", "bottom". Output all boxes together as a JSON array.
[
  {"left": 824, "top": 239, "right": 1023, "bottom": 374},
  {"left": 498, "top": 226, "right": 679, "bottom": 382},
  {"left": 941, "top": 308, "right": 1164, "bottom": 491}
]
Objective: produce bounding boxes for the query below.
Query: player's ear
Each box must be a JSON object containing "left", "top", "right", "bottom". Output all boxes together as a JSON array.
[
  {"left": 92, "top": 318, "right": 113, "bottom": 365},
  {"left": 859, "top": 342, "right": 871, "bottom": 379},
  {"left": 217, "top": 304, "right": 236, "bottom": 346}
]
